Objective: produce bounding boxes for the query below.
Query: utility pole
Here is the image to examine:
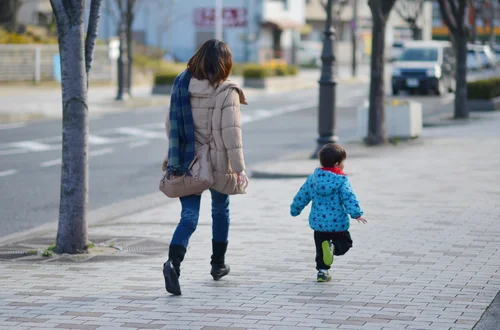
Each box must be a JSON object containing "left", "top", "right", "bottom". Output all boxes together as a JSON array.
[
  {"left": 312, "top": 0, "right": 337, "bottom": 157},
  {"left": 215, "top": 0, "right": 223, "bottom": 40},
  {"left": 351, "top": 0, "right": 358, "bottom": 77}
]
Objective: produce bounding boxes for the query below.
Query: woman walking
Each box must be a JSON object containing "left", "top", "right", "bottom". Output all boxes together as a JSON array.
[{"left": 161, "top": 39, "right": 249, "bottom": 295}]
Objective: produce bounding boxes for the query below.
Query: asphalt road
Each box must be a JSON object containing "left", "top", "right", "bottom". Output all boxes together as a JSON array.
[{"left": 0, "top": 74, "right": 483, "bottom": 237}]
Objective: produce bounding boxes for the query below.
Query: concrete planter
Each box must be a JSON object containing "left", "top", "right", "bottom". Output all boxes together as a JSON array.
[
  {"left": 467, "top": 96, "right": 500, "bottom": 112},
  {"left": 243, "top": 76, "right": 298, "bottom": 90},
  {"left": 152, "top": 84, "right": 173, "bottom": 95},
  {"left": 357, "top": 100, "right": 423, "bottom": 139}
]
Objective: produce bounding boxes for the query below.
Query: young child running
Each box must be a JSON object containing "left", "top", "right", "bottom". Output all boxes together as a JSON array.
[{"left": 290, "top": 143, "right": 367, "bottom": 282}]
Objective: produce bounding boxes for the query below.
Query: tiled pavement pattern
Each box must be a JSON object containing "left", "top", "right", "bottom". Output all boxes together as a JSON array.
[{"left": 1, "top": 112, "right": 500, "bottom": 330}]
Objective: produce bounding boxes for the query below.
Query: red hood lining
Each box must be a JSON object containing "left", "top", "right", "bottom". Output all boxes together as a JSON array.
[{"left": 320, "top": 167, "right": 347, "bottom": 176}]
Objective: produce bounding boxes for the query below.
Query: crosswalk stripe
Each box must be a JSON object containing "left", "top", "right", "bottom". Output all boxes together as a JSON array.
[
  {"left": 115, "top": 127, "right": 164, "bottom": 138},
  {"left": 41, "top": 159, "right": 61, "bottom": 167},
  {"left": 0, "top": 169, "right": 17, "bottom": 177},
  {"left": 128, "top": 141, "right": 150, "bottom": 148},
  {"left": 89, "top": 148, "right": 114, "bottom": 157},
  {"left": 88, "top": 134, "right": 114, "bottom": 145},
  {"left": 11, "top": 141, "right": 53, "bottom": 151}
]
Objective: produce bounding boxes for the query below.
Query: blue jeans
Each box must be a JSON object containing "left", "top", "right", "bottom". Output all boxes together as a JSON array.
[{"left": 170, "top": 189, "right": 230, "bottom": 248}]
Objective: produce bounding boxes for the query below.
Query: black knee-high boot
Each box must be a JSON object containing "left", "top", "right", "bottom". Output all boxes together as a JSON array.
[
  {"left": 163, "top": 244, "right": 186, "bottom": 295},
  {"left": 210, "top": 240, "right": 230, "bottom": 281}
]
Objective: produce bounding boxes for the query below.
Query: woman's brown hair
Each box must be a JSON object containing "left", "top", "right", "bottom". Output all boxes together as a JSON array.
[{"left": 187, "top": 39, "right": 233, "bottom": 87}]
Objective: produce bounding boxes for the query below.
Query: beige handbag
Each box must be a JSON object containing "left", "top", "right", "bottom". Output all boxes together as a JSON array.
[{"left": 159, "top": 98, "right": 215, "bottom": 198}]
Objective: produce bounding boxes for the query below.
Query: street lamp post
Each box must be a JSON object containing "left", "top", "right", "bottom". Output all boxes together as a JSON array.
[{"left": 312, "top": 0, "right": 337, "bottom": 158}]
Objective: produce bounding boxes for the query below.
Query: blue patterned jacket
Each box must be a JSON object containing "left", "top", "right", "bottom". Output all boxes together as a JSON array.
[{"left": 290, "top": 168, "right": 363, "bottom": 232}]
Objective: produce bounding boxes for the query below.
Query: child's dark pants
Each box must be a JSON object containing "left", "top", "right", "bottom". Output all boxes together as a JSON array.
[{"left": 314, "top": 230, "right": 353, "bottom": 270}]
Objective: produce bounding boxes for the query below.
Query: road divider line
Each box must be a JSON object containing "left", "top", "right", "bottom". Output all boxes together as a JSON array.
[
  {"left": 115, "top": 127, "right": 164, "bottom": 139},
  {"left": 0, "top": 122, "right": 26, "bottom": 130},
  {"left": 0, "top": 169, "right": 17, "bottom": 177},
  {"left": 11, "top": 141, "right": 53, "bottom": 151},
  {"left": 128, "top": 140, "right": 150, "bottom": 148},
  {"left": 140, "top": 123, "right": 165, "bottom": 130},
  {"left": 0, "top": 149, "right": 27, "bottom": 156},
  {"left": 88, "top": 134, "right": 114, "bottom": 145},
  {"left": 41, "top": 159, "right": 62, "bottom": 167},
  {"left": 89, "top": 148, "right": 114, "bottom": 157}
]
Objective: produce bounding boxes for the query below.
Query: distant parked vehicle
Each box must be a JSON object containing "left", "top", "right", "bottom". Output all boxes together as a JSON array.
[
  {"left": 390, "top": 41, "right": 405, "bottom": 61},
  {"left": 391, "top": 41, "right": 456, "bottom": 96},
  {"left": 297, "top": 41, "right": 322, "bottom": 67},
  {"left": 469, "top": 44, "right": 497, "bottom": 68},
  {"left": 467, "top": 47, "right": 482, "bottom": 71},
  {"left": 493, "top": 45, "right": 500, "bottom": 58}
]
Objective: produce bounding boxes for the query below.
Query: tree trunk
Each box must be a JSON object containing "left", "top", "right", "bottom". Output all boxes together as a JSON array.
[
  {"left": 454, "top": 36, "right": 469, "bottom": 119},
  {"left": 411, "top": 25, "right": 422, "bottom": 40},
  {"left": 126, "top": 7, "right": 133, "bottom": 97},
  {"left": 51, "top": 0, "right": 89, "bottom": 254},
  {"left": 1, "top": 0, "right": 23, "bottom": 32},
  {"left": 116, "top": 16, "right": 129, "bottom": 100},
  {"left": 366, "top": 13, "right": 388, "bottom": 145}
]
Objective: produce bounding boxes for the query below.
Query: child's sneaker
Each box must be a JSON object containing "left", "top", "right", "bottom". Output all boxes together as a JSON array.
[
  {"left": 321, "top": 240, "right": 335, "bottom": 266},
  {"left": 317, "top": 269, "right": 331, "bottom": 282}
]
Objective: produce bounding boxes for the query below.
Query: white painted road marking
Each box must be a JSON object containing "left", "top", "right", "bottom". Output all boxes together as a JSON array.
[
  {"left": 115, "top": 127, "right": 164, "bottom": 139},
  {"left": 128, "top": 140, "right": 150, "bottom": 148},
  {"left": 40, "top": 159, "right": 62, "bottom": 167},
  {"left": 1, "top": 102, "right": 318, "bottom": 158},
  {"left": 0, "top": 122, "right": 26, "bottom": 130},
  {"left": 11, "top": 141, "right": 53, "bottom": 151},
  {"left": 0, "top": 149, "right": 27, "bottom": 156},
  {"left": 0, "top": 169, "right": 17, "bottom": 177},
  {"left": 89, "top": 148, "right": 114, "bottom": 157},
  {"left": 88, "top": 134, "right": 114, "bottom": 145},
  {"left": 40, "top": 148, "right": 114, "bottom": 168}
]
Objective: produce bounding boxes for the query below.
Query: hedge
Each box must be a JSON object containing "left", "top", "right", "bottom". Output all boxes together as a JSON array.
[
  {"left": 154, "top": 63, "right": 300, "bottom": 84},
  {"left": 243, "top": 64, "right": 274, "bottom": 79},
  {"left": 243, "top": 63, "right": 300, "bottom": 78},
  {"left": 154, "top": 70, "right": 182, "bottom": 85},
  {"left": 467, "top": 77, "right": 500, "bottom": 100}
]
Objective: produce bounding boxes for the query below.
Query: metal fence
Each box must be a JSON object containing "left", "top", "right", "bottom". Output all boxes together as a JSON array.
[{"left": 0, "top": 44, "right": 114, "bottom": 83}]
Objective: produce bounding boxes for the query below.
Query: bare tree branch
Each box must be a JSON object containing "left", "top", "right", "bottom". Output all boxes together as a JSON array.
[
  {"left": 116, "top": 0, "right": 123, "bottom": 12},
  {"left": 85, "top": 0, "right": 102, "bottom": 76},
  {"left": 320, "top": 0, "right": 327, "bottom": 11},
  {"left": 382, "top": 0, "right": 397, "bottom": 18},
  {"left": 437, "top": 0, "right": 459, "bottom": 34},
  {"left": 395, "top": 0, "right": 425, "bottom": 27},
  {"left": 457, "top": 0, "right": 467, "bottom": 33},
  {"left": 448, "top": 0, "right": 459, "bottom": 23}
]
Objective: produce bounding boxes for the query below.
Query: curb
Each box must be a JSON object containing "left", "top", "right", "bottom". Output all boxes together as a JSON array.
[
  {"left": 474, "top": 291, "right": 500, "bottom": 330},
  {"left": 0, "top": 191, "right": 174, "bottom": 247}
]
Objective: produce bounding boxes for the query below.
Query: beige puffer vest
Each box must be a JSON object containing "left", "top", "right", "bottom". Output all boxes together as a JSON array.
[{"left": 164, "top": 78, "right": 247, "bottom": 195}]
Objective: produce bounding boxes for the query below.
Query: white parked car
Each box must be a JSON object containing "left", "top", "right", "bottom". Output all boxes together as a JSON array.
[
  {"left": 467, "top": 48, "right": 482, "bottom": 71},
  {"left": 469, "top": 44, "right": 497, "bottom": 68},
  {"left": 297, "top": 41, "right": 322, "bottom": 67}
]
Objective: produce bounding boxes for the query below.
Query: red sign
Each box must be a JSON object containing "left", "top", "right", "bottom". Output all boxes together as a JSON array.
[{"left": 194, "top": 8, "right": 247, "bottom": 28}]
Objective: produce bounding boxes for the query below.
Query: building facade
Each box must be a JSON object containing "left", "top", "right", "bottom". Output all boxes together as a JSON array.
[
  {"left": 93, "top": 0, "right": 305, "bottom": 64},
  {"left": 303, "top": 0, "right": 433, "bottom": 62}
]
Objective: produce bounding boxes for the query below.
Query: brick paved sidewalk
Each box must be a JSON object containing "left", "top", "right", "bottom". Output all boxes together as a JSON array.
[{"left": 1, "top": 112, "right": 500, "bottom": 330}]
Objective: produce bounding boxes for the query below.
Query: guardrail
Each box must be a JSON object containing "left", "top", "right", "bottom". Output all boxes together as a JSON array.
[{"left": 0, "top": 44, "right": 114, "bottom": 83}]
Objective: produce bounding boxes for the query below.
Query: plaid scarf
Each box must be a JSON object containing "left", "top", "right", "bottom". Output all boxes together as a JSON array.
[{"left": 167, "top": 70, "right": 195, "bottom": 177}]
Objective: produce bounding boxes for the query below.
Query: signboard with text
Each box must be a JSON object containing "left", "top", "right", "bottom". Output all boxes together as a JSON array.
[{"left": 194, "top": 8, "right": 247, "bottom": 28}]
